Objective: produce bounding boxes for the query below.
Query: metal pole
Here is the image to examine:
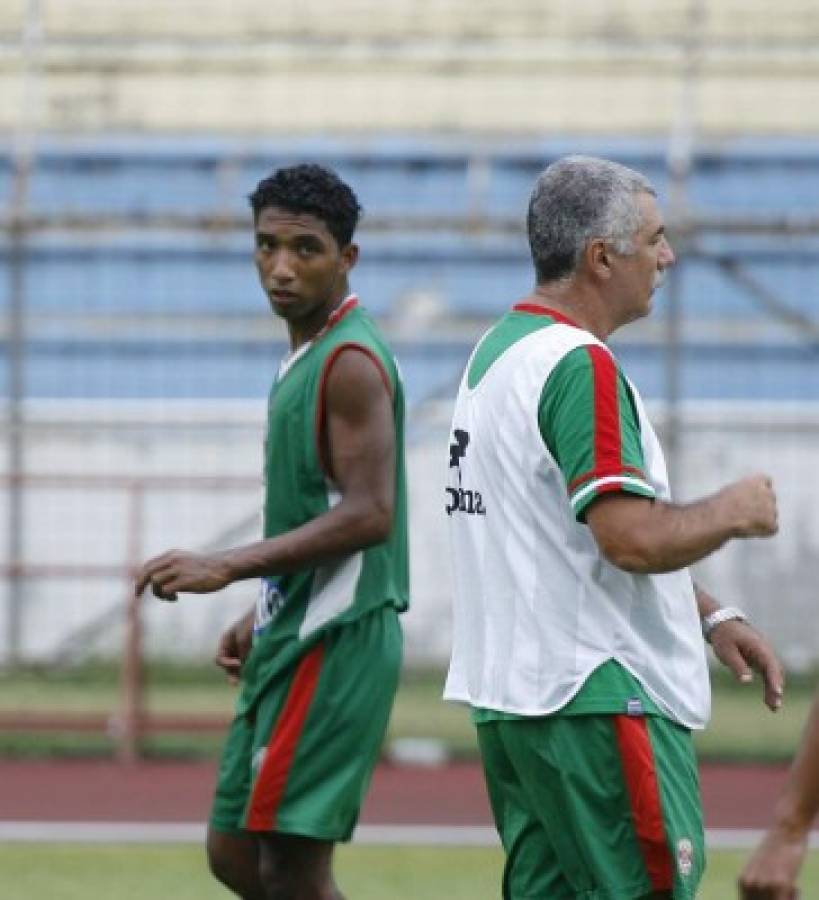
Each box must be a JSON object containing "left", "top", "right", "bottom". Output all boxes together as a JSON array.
[
  {"left": 6, "top": 0, "right": 43, "bottom": 664},
  {"left": 118, "top": 481, "right": 144, "bottom": 765},
  {"left": 663, "top": 0, "right": 705, "bottom": 491}
]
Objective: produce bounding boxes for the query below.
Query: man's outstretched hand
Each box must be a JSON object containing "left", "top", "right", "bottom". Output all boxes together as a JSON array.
[{"left": 135, "top": 550, "right": 233, "bottom": 601}]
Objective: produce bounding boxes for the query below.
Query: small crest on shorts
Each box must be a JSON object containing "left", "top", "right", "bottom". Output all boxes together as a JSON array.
[
  {"left": 676, "top": 837, "right": 694, "bottom": 877},
  {"left": 251, "top": 748, "right": 267, "bottom": 773},
  {"left": 625, "top": 697, "right": 643, "bottom": 717}
]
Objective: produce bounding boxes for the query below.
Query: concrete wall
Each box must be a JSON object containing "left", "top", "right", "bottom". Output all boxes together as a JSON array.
[{"left": 2, "top": 399, "right": 817, "bottom": 670}]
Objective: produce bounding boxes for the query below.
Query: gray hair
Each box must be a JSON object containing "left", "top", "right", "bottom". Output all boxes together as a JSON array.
[{"left": 526, "top": 155, "right": 656, "bottom": 283}]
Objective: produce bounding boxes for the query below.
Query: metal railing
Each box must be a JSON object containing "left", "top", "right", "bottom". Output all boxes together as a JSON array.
[{"left": 0, "top": 471, "right": 259, "bottom": 763}]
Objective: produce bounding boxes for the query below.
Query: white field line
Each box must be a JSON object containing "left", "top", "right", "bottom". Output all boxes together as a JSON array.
[{"left": 1, "top": 822, "right": 819, "bottom": 850}]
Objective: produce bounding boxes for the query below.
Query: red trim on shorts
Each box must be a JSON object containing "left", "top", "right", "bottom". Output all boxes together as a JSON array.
[
  {"left": 613, "top": 715, "right": 674, "bottom": 891},
  {"left": 511, "top": 302, "right": 580, "bottom": 327},
  {"left": 315, "top": 343, "right": 392, "bottom": 478},
  {"left": 245, "top": 642, "right": 325, "bottom": 831}
]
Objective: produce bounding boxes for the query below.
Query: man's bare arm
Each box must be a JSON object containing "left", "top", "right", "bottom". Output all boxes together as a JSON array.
[
  {"left": 584, "top": 482, "right": 782, "bottom": 711},
  {"left": 217, "top": 347, "right": 396, "bottom": 576},
  {"left": 584, "top": 474, "right": 777, "bottom": 575},
  {"left": 739, "top": 692, "right": 819, "bottom": 898},
  {"left": 136, "top": 347, "right": 395, "bottom": 599}
]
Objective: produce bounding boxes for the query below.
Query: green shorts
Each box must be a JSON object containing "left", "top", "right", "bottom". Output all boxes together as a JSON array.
[
  {"left": 210, "top": 605, "right": 402, "bottom": 842},
  {"left": 477, "top": 713, "right": 704, "bottom": 900}
]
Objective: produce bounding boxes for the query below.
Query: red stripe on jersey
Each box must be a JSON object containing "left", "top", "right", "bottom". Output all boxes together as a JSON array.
[
  {"left": 315, "top": 343, "right": 392, "bottom": 478},
  {"left": 326, "top": 295, "right": 359, "bottom": 327},
  {"left": 245, "top": 642, "right": 325, "bottom": 831},
  {"left": 511, "top": 302, "right": 580, "bottom": 327},
  {"left": 587, "top": 345, "right": 622, "bottom": 478},
  {"left": 613, "top": 715, "right": 674, "bottom": 891}
]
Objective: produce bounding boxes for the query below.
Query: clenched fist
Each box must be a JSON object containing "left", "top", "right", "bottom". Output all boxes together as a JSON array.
[{"left": 718, "top": 474, "right": 778, "bottom": 538}]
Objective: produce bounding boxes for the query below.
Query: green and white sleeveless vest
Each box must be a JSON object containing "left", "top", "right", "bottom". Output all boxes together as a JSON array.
[
  {"left": 239, "top": 296, "right": 408, "bottom": 712},
  {"left": 444, "top": 306, "right": 710, "bottom": 729}
]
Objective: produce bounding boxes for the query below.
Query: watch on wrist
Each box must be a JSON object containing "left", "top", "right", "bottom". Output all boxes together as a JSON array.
[{"left": 701, "top": 606, "right": 747, "bottom": 643}]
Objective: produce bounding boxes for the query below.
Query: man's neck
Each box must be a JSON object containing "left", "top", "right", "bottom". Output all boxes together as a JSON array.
[
  {"left": 523, "top": 282, "right": 614, "bottom": 341},
  {"left": 286, "top": 288, "right": 350, "bottom": 350}
]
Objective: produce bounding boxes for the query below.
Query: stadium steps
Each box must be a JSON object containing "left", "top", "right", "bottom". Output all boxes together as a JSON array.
[{"left": 1, "top": 0, "right": 819, "bottom": 133}]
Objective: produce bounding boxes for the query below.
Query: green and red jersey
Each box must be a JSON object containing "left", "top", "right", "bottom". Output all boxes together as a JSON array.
[{"left": 238, "top": 296, "right": 409, "bottom": 715}]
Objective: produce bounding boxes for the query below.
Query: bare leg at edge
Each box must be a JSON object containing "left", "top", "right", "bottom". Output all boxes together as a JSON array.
[
  {"left": 207, "top": 825, "right": 266, "bottom": 900},
  {"left": 257, "top": 832, "right": 347, "bottom": 900}
]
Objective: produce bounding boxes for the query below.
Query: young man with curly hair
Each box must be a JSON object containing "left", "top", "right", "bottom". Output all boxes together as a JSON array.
[{"left": 137, "top": 164, "right": 409, "bottom": 900}]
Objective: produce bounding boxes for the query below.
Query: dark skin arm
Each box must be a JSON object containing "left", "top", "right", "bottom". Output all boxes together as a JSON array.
[
  {"left": 585, "top": 485, "right": 783, "bottom": 711},
  {"left": 739, "top": 692, "right": 819, "bottom": 899},
  {"left": 135, "top": 347, "right": 395, "bottom": 600}
]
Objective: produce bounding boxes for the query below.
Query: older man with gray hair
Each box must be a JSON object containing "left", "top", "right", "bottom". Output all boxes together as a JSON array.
[{"left": 444, "top": 155, "right": 784, "bottom": 899}]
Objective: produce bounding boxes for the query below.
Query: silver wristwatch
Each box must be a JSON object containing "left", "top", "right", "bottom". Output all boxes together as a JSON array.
[{"left": 701, "top": 606, "right": 747, "bottom": 643}]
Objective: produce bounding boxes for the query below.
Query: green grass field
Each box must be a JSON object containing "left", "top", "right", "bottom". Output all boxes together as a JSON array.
[
  {"left": 0, "top": 843, "right": 816, "bottom": 900},
  {"left": 0, "top": 661, "right": 813, "bottom": 761},
  {"left": 1, "top": 663, "right": 810, "bottom": 899}
]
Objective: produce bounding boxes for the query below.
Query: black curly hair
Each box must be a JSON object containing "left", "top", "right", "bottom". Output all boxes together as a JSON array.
[{"left": 249, "top": 163, "right": 362, "bottom": 249}]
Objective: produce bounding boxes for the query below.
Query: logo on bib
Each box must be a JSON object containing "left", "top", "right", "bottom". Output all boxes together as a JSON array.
[
  {"left": 255, "top": 577, "right": 286, "bottom": 633},
  {"left": 449, "top": 428, "right": 470, "bottom": 469},
  {"left": 445, "top": 428, "right": 487, "bottom": 517},
  {"left": 625, "top": 697, "right": 644, "bottom": 717},
  {"left": 676, "top": 837, "right": 694, "bottom": 877}
]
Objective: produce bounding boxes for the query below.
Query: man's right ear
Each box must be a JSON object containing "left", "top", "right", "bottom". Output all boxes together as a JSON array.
[
  {"left": 340, "top": 242, "right": 359, "bottom": 274},
  {"left": 585, "top": 238, "right": 613, "bottom": 281}
]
